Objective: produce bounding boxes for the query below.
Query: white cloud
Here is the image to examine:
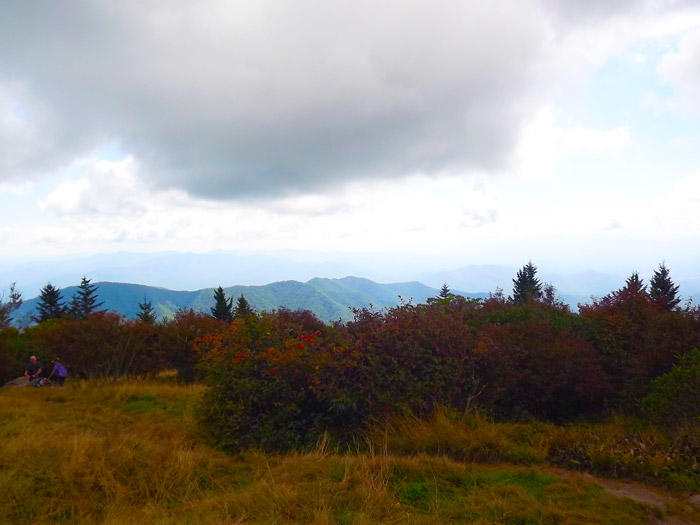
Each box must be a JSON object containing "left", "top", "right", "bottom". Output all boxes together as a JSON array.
[
  {"left": 41, "top": 157, "right": 149, "bottom": 215},
  {"left": 559, "top": 126, "right": 630, "bottom": 153},
  {"left": 657, "top": 28, "right": 700, "bottom": 114},
  {"left": 513, "top": 106, "right": 630, "bottom": 179},
  {"left": 7, "top": 158, "right": 502, "bottom": 257}
]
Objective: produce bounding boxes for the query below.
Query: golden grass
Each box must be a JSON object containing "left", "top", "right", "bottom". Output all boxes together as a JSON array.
[
  {"left": 373, "top": 409, "right": 700, "bottom": 494},
  {"left": 0, "top": 380, "right": 691, "bottom": 524}
]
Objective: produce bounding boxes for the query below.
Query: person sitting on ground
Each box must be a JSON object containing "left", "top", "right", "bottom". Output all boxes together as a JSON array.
[
  {"left": 48, "top": 359, "right": 68, "bottom": 387},
  {"left": 24, "top": 356, "right": 42, "bottom": 384}
]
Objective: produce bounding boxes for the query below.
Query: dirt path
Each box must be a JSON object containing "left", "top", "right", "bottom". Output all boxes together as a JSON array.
[{"left": 545, "top": 467, "right": 700, "bottom": 524}]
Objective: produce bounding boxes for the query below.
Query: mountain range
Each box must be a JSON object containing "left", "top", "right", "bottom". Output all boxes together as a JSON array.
[
  {"left": 4, "top": 251, "right": 700, "bottom": 325},
  {"left": 12, "top": 277, "right": 485, "bottom": 325}
]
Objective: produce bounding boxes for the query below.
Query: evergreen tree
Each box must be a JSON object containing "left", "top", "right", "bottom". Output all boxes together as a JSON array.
[
  {"left": 235, "top": 294, "right": 254, "bottom": 319},
  {"left": 438, "top": 283, "right": 452, "bottom": 300},
  {"left": 137, "top": 298, "right": 157, "bottom": 324},
  {"left": 649, "top": 262, "right": 681, "bottom": 310},
  {"left": 211, "top": 286, "right": 233, "bottom": 322},
  {"left": 428, "top": 283, "right": 455, "bottom": 305},
  {"left": 33, "top": 283, "right": 66, "bottom": 323},
  {"left": 69, "top": 276, "right": 104, "bottom": 319},
  {"left": 0, "top": 282, "right": 22, "bottom": 328},
  {"left": 622, "top": 271, "right": 647, "bottom": 296},
  {"left": 511, "top": 261, "right": 543, "bottom": 303}
]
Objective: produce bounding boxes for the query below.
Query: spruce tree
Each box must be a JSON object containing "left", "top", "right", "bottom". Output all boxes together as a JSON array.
[
  {"left": 211, "top": 286, "right": 234, "bottom": 322},
  {"left": 0, "top": 282, "right": 22, "bottom": 327},
  {"left": 34, "top": 283, "right": 66, "bottom": 323},
  {"left": 235, "top": 294, "right": 254, "bottom": 319},
  {"left": 69, "top": 276, "right": 104, "bottom": 319},
  {"left": 137, "top": 298, "right": 157, "bottom": 324},
  {"left": 428, "top": 283, "right": 455, "bottom": 305},
  {"left": 650, "top": 262, "right": 681, "bottom": 310},
  {"left": 623, "top": 271, "right": 647, "bottom": 296},
  {"left": 438, "top": 283, "right": 452, "bottom": 300},
  {"left": 511, "top": 261, "right": 543, "bottom": 303}
]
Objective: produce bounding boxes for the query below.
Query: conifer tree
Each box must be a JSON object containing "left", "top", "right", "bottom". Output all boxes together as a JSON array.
[
  {"left": 649, "top": 262, "right": 681, "bottom": 310},
  {"left": 0, "top": 282, "right": 22, "bottom": 328},
  {"left": 235, "top": 294, "right": 254, "bottom": 319},
  {"left": 211, "top": 286, "right": 234, "bottom": 322},
  {"left": 428, "top": 283, "right": 455, "bottom": 305},
  {"left": 33, "top": 283, "right": 66, "bottom": 323},
  {"left": 511, "top": 261, "right": 542, "bottom": 303},
  {"left": 69, "top": 276, "right": 104, "bottom": 319},
  {"left": 438, "top": 283, "right": 452, "bottom": 300},
  {"left": 622, "top": 271, "right": 647, "bottom": 296},
  {"left": 137, "top": 298, "right": 157, "bottom": 324}
]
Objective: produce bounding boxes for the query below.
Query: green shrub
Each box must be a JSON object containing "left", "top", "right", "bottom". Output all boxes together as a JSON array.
[
  {"left": 0, "top": 327, "right": 22, "bottom": 384},
  {"left": 642, "top": 348, "right": 700, "bottom": 428}
]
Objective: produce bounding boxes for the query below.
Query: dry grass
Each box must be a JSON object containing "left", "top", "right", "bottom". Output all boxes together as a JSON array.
[
  {"left": 372, "top": 409, "right": 700, "bottom": 494},
  {"left": 0, "top": 379, "right": 690, "bottom": 524}
]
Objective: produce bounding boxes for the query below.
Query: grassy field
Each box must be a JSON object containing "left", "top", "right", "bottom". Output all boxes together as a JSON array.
[{"left": 0, "top": 379, "right": 697, "bottom": 524}]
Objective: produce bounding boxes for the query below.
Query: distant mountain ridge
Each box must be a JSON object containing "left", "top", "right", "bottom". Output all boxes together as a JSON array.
[{"left": 12, "top": 277, "right": 485, "bottom": 325}]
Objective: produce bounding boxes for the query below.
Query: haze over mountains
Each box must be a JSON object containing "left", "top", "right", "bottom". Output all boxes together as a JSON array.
[
  {"left": 4, "top": 252, "right": 700, "bottom": 324},
  {"left": 12, "top": 277, "right": 471, "bottom": 325}
]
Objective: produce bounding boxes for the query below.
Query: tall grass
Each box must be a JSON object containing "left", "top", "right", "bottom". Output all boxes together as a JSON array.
[
  {"left": 371, "top": 409, "right": 700, "bottom": 493},
  {"left": 0, "top": 380, "right": 694, "bottom": 523}
]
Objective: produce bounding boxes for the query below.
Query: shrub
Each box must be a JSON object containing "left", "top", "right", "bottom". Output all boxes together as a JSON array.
[
  {"left": 159, "top": 309, "right": 226, "bottom": 382},
  {"left": 642, "top": 348, "right": 700, "bottom": 428},
  {"left": 0, "top": 327, "right": 23, "bottom": 384},
  {"left": 195, "top": 312, "right": 327, "bottom": 451},
  {"left": 23, "top": 313, "right": 170, "bottom": 379}
]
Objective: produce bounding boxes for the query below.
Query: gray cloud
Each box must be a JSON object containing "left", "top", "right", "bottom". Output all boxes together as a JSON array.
[{"left": 0, "top": 0, "right": 661, "bottom": 199}]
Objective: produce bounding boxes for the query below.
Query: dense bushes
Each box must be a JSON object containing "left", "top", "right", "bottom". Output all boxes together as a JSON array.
[
  {"left": 194, "top": 297, "right": 634, "bottom": 451},
  {"left": 194, "top": 291, "right": 700, "bottom": 452},
  {"left": 159, "top": 309, "right": 226, "bottom": 382},
  {"left": 6, "top": 280, "right": 700, "bottom": 454},
  {"left": 0, "top": 327, "right": 23, "bottom": 384},
  {"left": 642, "top": 348, "right": 700, "bottom": 428},
  {"left": 8, "top": 310, "right": 219, "bottom": 381},
  {"left": 195, "top": 312, "right": 326, "bottom": 451}
]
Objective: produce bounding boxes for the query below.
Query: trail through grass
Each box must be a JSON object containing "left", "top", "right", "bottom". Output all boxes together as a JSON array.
[{"left": 0, "top": 380, "right": 697, "bottom": 523}]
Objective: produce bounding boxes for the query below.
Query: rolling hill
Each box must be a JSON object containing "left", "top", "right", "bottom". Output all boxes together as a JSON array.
[{"left": 12, "top": 277, "right": 484, "bottom": 325}]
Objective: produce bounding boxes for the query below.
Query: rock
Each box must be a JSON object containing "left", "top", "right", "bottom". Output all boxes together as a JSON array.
[{"left": 3, "top": 376, "right": 30, "bottom": 387}]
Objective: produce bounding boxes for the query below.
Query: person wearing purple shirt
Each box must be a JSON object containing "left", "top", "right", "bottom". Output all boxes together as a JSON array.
[{"left": 49, "top": 359, "right": 68, "bottom": 386}]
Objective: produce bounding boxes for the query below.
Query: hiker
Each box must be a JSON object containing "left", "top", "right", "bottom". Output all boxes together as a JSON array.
[
  {"left": 48, "top": 359, "right": 68, "bottom": 387},
  {"left": 24, "top": 356, "right": 42, "bottom": 384}
]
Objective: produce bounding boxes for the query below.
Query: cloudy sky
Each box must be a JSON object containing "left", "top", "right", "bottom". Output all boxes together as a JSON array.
[{"left": 1, "top": 0, "right": 700, "bottom": 279}]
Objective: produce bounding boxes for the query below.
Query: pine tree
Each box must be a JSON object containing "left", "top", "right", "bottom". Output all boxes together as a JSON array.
[
  {"left": 428, "top": 283, "right": 455, "bottom": 305},
  {"left": 235, "top": 294, "right": 254, "bottom": 319},
  {"left": 211, "top": 286, "right": 233, "bottom": 322},
  {"left": 439, "top": 283, "right": 452, "bottom": 300},
  {"left": 137, "top": 298, "right": 157, "bottom": 324},
  {"left": 69, "top": 276, "right": 104, "bottom": 319},
  {"left": 511, "top": 261, "right": 543, "bottom": 303},
  {"left": 623, "top": 271, "right": 647, "bottom": 296},
  {"left": 33, "top": 283, "right": 66, "bottom": 323},
  {"left": 649, "top": 262, "right": 681, "bottom": 310},
  {"left": 0, "top": 282, "right": 22, "bottom": 328}
]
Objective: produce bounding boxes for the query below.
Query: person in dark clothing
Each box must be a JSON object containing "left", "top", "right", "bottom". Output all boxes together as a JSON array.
[
  {"left": 24, "top": 356, "right": 42, "bottom": 384},
  {"left": 48, "top": 359, "right": 68, "bottom": 386}
]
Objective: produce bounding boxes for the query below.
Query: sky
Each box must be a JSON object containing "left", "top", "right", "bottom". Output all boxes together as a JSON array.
[{"left": 1, "top": 0, "right": 700, "bottom": 283}]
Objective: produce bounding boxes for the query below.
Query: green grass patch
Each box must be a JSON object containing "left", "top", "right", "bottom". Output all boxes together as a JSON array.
[
  {"left": 123, "top": 393, "right": 169, "bottom": 413},
  {"left": 0, "top": 380, "right": 696, "bottom": 524}
]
